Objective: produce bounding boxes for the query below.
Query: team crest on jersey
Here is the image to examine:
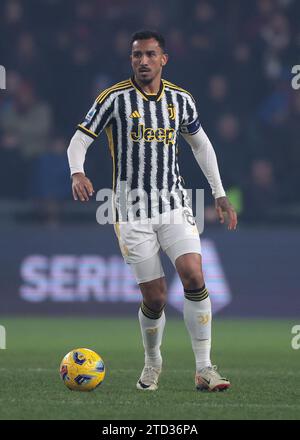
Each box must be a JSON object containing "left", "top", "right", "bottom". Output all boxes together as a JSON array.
[{"left": 168, "top": 104, "right": 176, "bottom": 121}]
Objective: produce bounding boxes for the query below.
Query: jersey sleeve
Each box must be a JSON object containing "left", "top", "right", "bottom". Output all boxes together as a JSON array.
[
  {"left": 180, "top": 94, "right": 201, "bottom": 135},
  {"left": 77, "top": 93, "right": 115, "bottom": 139}
]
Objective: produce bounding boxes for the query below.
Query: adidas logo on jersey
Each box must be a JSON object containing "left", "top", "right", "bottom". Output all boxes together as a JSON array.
[{"left": 129, "top": 110, "right": 141, "bottom": 119}]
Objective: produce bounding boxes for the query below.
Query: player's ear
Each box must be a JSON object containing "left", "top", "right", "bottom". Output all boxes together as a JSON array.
[
  {"left": 130, "top": 54, "right": 135, "bottom": 68},
  {"left": 161, "top": 53, "right": 168, "bottom": 66}
]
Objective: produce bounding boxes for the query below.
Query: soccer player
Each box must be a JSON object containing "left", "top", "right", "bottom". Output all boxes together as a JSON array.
[{"left": 67, "top": 30, "right": 237, "bottom": 392}]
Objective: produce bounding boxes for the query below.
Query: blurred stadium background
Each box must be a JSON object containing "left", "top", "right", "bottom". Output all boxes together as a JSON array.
[{"left": 1, "top": 0, "right": 300, "bottom": 421}]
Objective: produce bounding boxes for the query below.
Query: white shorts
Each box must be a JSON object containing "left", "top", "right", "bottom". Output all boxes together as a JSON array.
[{"left": 114, "top": 207, "right": 201, "bottom": 284}]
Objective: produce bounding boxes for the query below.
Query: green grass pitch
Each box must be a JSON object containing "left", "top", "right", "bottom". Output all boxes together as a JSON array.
[{"left": 0, "top": 317, "right": 299, "bottom": 420}]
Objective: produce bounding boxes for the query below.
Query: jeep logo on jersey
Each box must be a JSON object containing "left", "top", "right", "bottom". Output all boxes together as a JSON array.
[{"left": 130, "top": 124, "right": 176, "bottom": 145}]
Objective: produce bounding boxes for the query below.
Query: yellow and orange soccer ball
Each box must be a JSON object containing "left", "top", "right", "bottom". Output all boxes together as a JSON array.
[{"left": 60, "top": 348, "right": 105, "bottom": 391}]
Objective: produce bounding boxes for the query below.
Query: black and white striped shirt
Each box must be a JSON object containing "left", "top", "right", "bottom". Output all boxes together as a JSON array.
[{"left": 77, "top": 77, "right": 201, "bottom": 220}]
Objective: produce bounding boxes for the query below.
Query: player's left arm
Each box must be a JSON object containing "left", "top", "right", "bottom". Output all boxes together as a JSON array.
[{"left": 181, "top": 123, "right": 237, "bottom": 230}]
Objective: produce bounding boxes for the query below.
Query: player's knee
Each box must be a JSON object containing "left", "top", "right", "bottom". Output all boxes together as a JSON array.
[
  {"left": 141, "top": 279, "right": 167, "bottom": 312},
  {"left": 180, "top": 268, "right": 204, "bottom": 290},
  {"left": 150, "top": 287, "right": 167, "bottom": 312},
  {"left": 149, "top": 298, "right": 165, "bottom": 313},
  {"left": 144, "top": 295, "right": 166, "bottom": 313}
]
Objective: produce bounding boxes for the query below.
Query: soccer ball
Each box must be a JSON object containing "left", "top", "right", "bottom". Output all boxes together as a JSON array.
[{"left": 59, "top": 348, "right": 105, "bottom": 391}]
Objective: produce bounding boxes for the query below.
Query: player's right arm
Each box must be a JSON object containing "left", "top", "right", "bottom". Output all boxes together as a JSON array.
[
  {"left": 67, "top": 130, "right": 94, "bottom": 201},
  {"left": 67, "top": 91, "right": 115, "bottom": 201}
]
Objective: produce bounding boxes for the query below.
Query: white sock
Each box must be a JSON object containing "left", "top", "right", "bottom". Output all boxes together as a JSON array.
[
  {"left": 138, "top": 306, "right": 166, "bottom": 368},
  {"left": 183, "top": 289, "right": 212, "bottom": 371}
]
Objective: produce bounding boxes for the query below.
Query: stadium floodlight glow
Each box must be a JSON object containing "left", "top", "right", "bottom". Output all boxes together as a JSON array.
[{"left": 0, "top": 65, "right": 6, "bottom": 90}]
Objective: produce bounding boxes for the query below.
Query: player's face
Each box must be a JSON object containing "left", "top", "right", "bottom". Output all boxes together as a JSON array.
[{"left": 131, "top": 38, "right": 168, "bottom": 84}]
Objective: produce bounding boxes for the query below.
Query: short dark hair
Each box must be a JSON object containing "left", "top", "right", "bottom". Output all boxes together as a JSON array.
[{"left": 130, "top": 30, "right": 166, "bottom": 52}]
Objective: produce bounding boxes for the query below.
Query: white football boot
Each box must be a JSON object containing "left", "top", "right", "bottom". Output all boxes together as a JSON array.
[
  {"left": 195, "top": 365, "right": 230, "bottom": 392},
  {"left": 136, "top": 365, "right": 162, "bottom": 391}
]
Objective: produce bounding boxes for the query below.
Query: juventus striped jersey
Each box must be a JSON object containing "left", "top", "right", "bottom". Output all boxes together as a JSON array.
[{"left": 77, "top": 77, "right": 202, "bottom": 220}]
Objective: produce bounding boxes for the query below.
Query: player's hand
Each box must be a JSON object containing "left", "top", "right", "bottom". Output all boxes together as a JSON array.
[
  {"left": 215, "top": 196, "right": 237, "bottom": 230},
  {"left": 72, "top": 172, "right": 94, "bottom": 201}
]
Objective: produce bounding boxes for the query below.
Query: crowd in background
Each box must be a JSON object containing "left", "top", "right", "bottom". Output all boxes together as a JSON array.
[{"left": 0, "top": 0, "right": 299, "bottom": 223}]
